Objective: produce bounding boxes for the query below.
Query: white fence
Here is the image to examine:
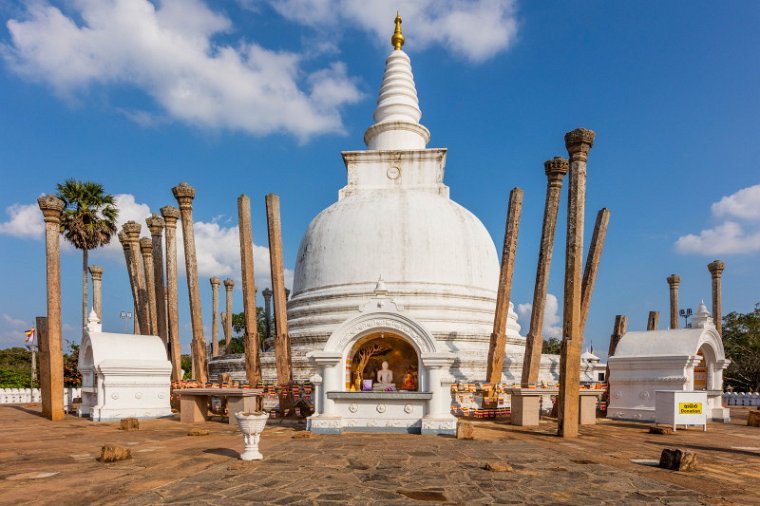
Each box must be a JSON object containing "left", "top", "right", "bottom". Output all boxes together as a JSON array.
[
  {"left": 0, "top": 388, "right": 81, "bottom": 411},
  {"left": 723, "top": 392, "right": 760, "bottom": 406}
]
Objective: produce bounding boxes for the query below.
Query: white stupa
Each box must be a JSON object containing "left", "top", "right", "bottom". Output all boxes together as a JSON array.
[{"left": 286, "top": 14, "right": 525, "bottom": 384}]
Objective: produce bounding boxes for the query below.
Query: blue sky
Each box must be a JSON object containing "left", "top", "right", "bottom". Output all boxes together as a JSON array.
[{"left": 0, "top": 1, "right": 757, "bottom": 357}]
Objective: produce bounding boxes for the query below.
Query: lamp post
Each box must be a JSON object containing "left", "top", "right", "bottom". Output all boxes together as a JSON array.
[
  {"left": 120, "top": 310, "right": 133, "bottom": 333},
  {"left": 679, "top": 308, "right": 693, "bottom": 328}
]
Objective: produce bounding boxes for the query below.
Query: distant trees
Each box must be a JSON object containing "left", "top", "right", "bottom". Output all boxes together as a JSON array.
[
  {"left": 542, "top": 337, "right": 562, "bottom": 355},
  {"left": 722, "top": 304, "right": 760, "bottom": 392},
  {"left": 0, "top": 347, "right": 37, "bottom": 388},
  {"left": 56, "top": 179, "right": 119, "bottom": 339}
]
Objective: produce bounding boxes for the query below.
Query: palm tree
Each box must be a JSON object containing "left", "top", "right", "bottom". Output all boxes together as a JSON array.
[{"left": 56, "top": 180, "right": 119, "bottom": 339}]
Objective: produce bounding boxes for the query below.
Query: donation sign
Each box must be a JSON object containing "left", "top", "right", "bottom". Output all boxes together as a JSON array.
[{"left": 678, "top": 402, "right": 703, "bottom": 415}]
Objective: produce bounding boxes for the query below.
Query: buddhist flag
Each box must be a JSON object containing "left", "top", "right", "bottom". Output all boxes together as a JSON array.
[{"left": 24, "top": 328, "right": 35, "bottom": 343}]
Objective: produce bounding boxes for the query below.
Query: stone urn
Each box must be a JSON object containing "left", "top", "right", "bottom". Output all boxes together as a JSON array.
[{"left": 234, "top": 411, "right": 269, "bottom": 461}]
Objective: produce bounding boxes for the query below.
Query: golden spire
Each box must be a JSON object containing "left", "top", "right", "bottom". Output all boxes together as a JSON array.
[{"left": 391, "top": 11, "right": 404, "bottom": 50}]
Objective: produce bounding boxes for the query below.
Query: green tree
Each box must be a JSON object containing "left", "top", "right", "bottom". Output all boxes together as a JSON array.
[
  {"left": 0, "top": 347, "right": 38, "bottom": 388},
  {"left": 231, "top": 307, "right": 268, "bottom": 340},
  {"left": 181, "top": 354, "right": 192, "bottom": 379},
  {"left": 56, "top": 179, "right": 119, "bottom": 339},
  {"left": 722, "top": 304, "right": 760, "bottom": 392},
  {"left": 542, "top": 337, "right": 562, "bottom": 355},
  {"left": 63, "top": 341, "right": 81, "bottom": 387}
]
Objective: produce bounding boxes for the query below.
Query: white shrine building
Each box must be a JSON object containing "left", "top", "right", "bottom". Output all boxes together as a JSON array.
[{"left": 607, "top": 302, "right": 730, "bottom": 423}]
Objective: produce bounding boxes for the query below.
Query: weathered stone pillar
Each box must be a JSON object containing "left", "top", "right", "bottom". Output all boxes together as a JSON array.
[
  {"left": 238, "top": 194, "right": 261, "bottom": 385},
  {"left": 605, "top": 314, "right": 627, "bottom": 402},
  {"left": 89, "top": 265, "right": 103, "bottom": 321},
  {"left": 37, "top": 195, "right": 65, "bottom": 421},
  {"left": 160, "top": 206, "right": 182, "bottom": 381},
  {"left": 117, "top": 231, "right": 141, "bottom": 334},
  {"left": 522, "top": 158, "right": 568, "bottom": 387},
  {"left": 707, "top": 260, "right": 725, "bottom": 335},
  {"left": 224, "top": 278, "right": 234, "bottom": 355},
  {"left": 580, "top": 208, "right": 611, "bottom": 333},
  {"left": 122, "top": 222, "right": 150, "bottom": 335},
  {"left": 172, "top": 183, "right": 208, "bottom": 384},
  {"left": 210, "top": 277, "right": 221, "bottom": 357},
  {"left": 146, "top": 214, "right": 168, "bottom": 349},
  {"left": 667, "top": 274, "right": 681, "bottom": 330},
  {"left": 486, "top": 187, "right": 523, "bottom": 385},
  {"left": 140, "top": 237, "right": 158, "bottom": 336},
  {"left": 266, "top": 193, "right": 292, "bottom": 385},
  {"left": 647, "top": 311, "right": 659, "bottom": 331},
  {"left": 558, "top": 127, "right": 594, "bottom": 438},
  {"left": 262, "top": 288, "right": 273, "bottom": 340}
]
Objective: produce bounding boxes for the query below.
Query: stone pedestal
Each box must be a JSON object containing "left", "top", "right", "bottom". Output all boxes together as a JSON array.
[
  {"left": 509, "top": 392, "right": 542, "bottom": 426},
  {"left": 579, "top": 392, "right": 598, "bottom": 425},
  {"left": 180, "top": 395, "right": 209, "bottom": 423}
]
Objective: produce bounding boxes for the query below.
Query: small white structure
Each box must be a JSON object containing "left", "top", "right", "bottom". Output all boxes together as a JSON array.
[
  {"left": 78, "top": 311, "right": 172, "bottom": 421},
  {"left": 607, "top": 302, "right": 730, "bottom": 422},
  {"left": 655, "top": 390, "right": 708, "bottom": 431},
  {"left": 580, "top": 349, "right": 607, "bottom": 384}
]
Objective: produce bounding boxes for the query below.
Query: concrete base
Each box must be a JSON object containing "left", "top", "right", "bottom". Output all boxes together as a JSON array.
[
  {"left": 579, "top": 394, "right": 597, "bottom": 425},
  {"left": 180, "top": 396, "right": 208, "bottom": 423},
  {"left": 307, "top": 415, "right": 343, "bottom": 435},
  {"left": 711, "top": 407, "right": 731, "bottom": 423},
  {"left": 510, "top": 393, "right": 541, "bottom": 426},
  {"left": 421, "top": 416, "right": 457, "bottom": 435}
]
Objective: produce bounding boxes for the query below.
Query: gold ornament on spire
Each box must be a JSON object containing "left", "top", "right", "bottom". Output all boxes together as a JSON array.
[{"left": 391, "top": 11, "right": 404, "bottom": 50}]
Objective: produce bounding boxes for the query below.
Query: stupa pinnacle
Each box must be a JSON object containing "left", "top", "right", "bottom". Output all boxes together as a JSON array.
[{"left": 364, "top": 13, "right": 430, "bottom": 150}]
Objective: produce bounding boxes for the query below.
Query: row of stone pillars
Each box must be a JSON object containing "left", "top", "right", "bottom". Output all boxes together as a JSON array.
[
  {"left": 661, "top": 260, "right": 726, "bottom": 333},
  {"left": 487, "top": 127, "right": 609, "bottom": 438}
]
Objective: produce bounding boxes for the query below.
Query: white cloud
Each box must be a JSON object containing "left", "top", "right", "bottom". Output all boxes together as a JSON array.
[
  {"left": 3, "top": 0, "right": 363, "bottom": 140},
  {"left": 269, "top": 0, "right": 519, "bottom": 63},
  {"left": 0, "top": 203, "right": 44, "bottom": 238},
  {"left": 711, "top": 184, "right": 760, "bottom": 221},
  {"left": 0, "top": 313, "right": 31, "bottom": 349},
  {"left": 676, "top": 184, "right": 760, "bottom": 255},
  {"left": 675, "top": 221, "right": 760, "bottom": 255},
  {"left": 516, "top": 293, "right": 562, "bottom": 339}
]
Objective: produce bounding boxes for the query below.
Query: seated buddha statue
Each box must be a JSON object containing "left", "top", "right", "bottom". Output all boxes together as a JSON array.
[{"left": 373, "top": 361, "right": 395, "bottom": 391}]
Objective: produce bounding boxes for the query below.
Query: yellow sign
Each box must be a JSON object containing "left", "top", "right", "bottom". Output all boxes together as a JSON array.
[{"left": 678, "top": 402, "right": 703, "bottom": 415}]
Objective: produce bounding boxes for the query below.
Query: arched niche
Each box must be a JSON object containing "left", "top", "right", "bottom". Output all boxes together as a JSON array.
[
  {"left": 345, "top": 332, "right": 420, "bottom": 392},
  {"left": 322, "top": 310, "right": 438, "bottom": 391}
]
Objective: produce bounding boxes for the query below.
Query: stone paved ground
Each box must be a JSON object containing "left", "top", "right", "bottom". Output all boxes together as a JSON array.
[{"left": 0, "top": 405, "right": 758, "bottom": 505}]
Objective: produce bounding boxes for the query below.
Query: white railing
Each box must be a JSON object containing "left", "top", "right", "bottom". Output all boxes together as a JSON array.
[
  {"left": 723, "top": 392, "right": 760, "bottom": 406},
  {"left": 0, "top": 387, "right": 82, "bottom": 411}
]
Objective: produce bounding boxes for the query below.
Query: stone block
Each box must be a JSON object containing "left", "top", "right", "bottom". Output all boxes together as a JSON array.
[
  {"left": 187, "top": 428, "right": 209, "bottom": 436},
  {"left": 456, "top": 421, "right": 474, "bottom": 440},
  {"left": 119, "top": 417, "right": 140, "bottom": 431},
  {"left": 98, "top": 445, "right": 132, "bottom": 462},
  {"left": 658, "top": 448, "right": 697, "bottom": 471},
  {"left": 649, "top": 426, "right": 673, "bottom": 435},
  {"left": 747, "top": 410, "right": 760, "bottom": 427},
  {"left": 484, "top": 462, "right": 513, "bottom": 472}
]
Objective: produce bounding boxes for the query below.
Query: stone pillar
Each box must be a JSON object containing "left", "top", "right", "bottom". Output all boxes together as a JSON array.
[
  {"left": 522, "top": 157, "right": 568, "bottom": 387},
  {"left": 558, "top": 127, "right": 594, "bottom": 438},
  {"left": 172, "top": 183, "right": 208, "bottom": 384},
  {"left": 210, "top": 277, "right": 221, "bottom": 357},
  {"left": 37, "top": 195, "right": 65, "bottom": 421},
  {"left": 140, "top": 237, "right": 158, "bottom": 336},
  {"left": 160, "top": 206, "right": 182, "bottom": 381},
  {"left": 89, "top": 265, "right": 103, "bottom": 321},
  {"left": 262, "top": 288, "right": 273, "bottom": 339},
  {"left": 579, "top": 208, "right": 611, "bottom": 333},
  {"left": 237, "top": 194, "right": 261, "bottom": 385},
  {"left": 224, "top": 279, "right": 234, "bottom": 355},
  {"left": 146, "top": 214, "right": 168, "bottom": 349},
  {"left": 486, "top": 188, "right": 523, "bottom": 385},
  {"left": 122, "top": 222, "right": 150, "bottom": 335},
  {"left": 605, "top": 315, "right": 627, "bottom": 402},
  {"left": 667, "top": 274, "right": 681, "bottom": 330},
  {"left": 647, "top": 311, "right": 659, "bottom": 331},
  {"left": 266, "top": 193, "right": 292, "bottom": 385},
  {"left": 707, "top": 260, "right": 725, "bottom": 335},
  {"left": 117, "top": 231, "right": 141, "bottom": 334}
]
